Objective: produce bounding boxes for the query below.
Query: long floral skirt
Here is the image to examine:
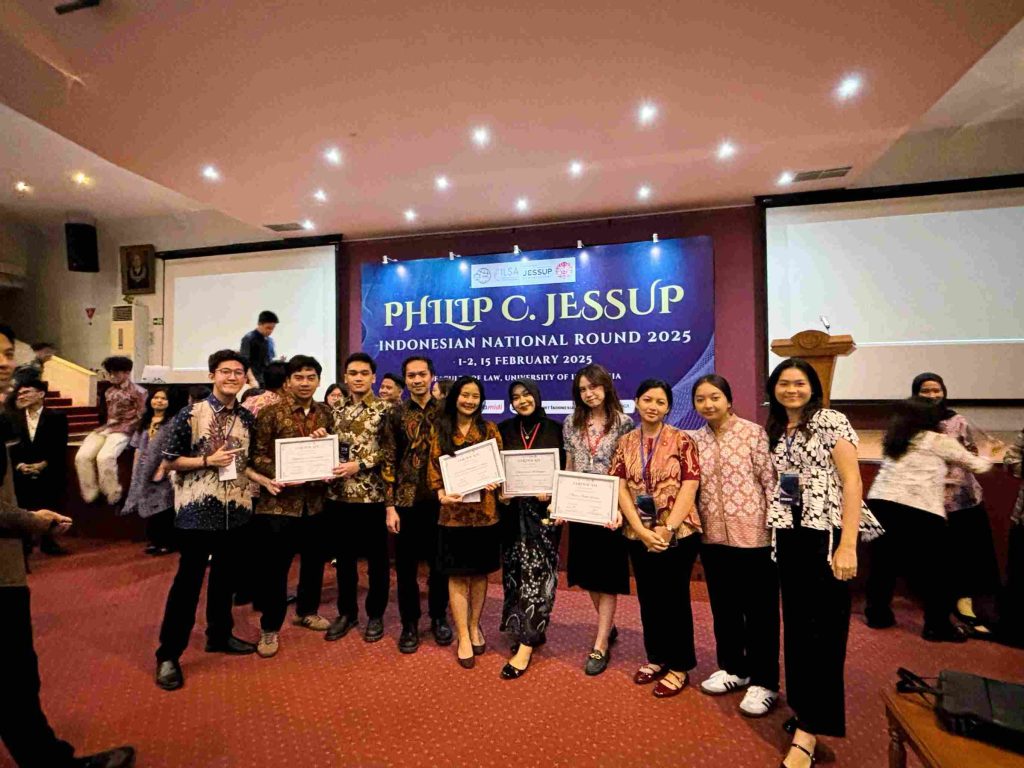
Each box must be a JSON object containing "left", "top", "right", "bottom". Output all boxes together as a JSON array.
[{"left": 500, "top": 498, "right": 562, "bottom": 647}]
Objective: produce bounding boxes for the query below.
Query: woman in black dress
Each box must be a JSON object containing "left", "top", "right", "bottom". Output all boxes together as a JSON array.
[
  {"left": 497, "top": 379, "right": 565, "bottom": 679},
  {"left": 563, "top": 364, "right": 635, "bottom": 675}
]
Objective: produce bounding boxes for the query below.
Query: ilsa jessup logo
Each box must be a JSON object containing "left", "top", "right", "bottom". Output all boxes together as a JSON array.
[{"left": 471, "top": 257, "right": 576, "bottom": 289}]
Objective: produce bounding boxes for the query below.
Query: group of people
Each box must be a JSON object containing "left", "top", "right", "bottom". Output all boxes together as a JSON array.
[{"left": 2, "top": 315, "right": 1022, "bottom": 768}]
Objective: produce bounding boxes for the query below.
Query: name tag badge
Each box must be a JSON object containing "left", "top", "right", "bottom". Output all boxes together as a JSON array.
[
  {"left": 218, "top": 461, "right": 238, "bottom": 482},
  {"left": 338, "top": 442, "right": 352, "bottom": 463},
  {"left": 779, "top": 472, "right": 801, "bottom": 507},
  {"left": 635, "top": 494, "right": 656, "bottom": 526}
]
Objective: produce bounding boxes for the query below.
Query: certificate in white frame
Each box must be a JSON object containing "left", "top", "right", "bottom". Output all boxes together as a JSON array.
[
  {"left": 500, "top": 448, "right": 560, "bottom": 497},
  {"left": 274, "top": 436, "right": 340, "bottom": 483},
  {"left": 550, "top": 470, "right": 620, "bottom": 526},
  {"left": 439, "top": 438, "right": 505, "bottom": 497}
]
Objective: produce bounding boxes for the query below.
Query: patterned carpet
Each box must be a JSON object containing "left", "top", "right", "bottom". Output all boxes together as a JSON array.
[{"left": 5, "top": 539, "right": 1023, "bottom": 768}]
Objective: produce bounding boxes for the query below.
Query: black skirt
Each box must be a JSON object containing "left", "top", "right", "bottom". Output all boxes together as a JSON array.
[
  {"left": 438, "top": 523, "right": 501, "bottom": 576},
  {"left": 566, "top": 522, "right": 631, "bottom": 595}
]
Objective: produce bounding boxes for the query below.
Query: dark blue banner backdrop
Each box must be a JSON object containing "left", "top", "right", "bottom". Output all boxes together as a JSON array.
[{"left": 360, "top": 236, "right": 714, "bottom": 428}]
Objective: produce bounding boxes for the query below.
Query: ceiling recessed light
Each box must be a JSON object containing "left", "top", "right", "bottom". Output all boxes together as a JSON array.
[
  {"left": 836, "top": 75, "right": 862, "bottom": 100},
  {"left": 472, "top": 127, "right": 491, "bottom": 147},
  {"left": 324, "top": 147, "right": 342, "bottom": 165},
  {"left": 313, "top": 189, "right": 327, "bottom": 202},
  {"left": 404, "top": 209, "right": 418, "bottom": 222},
  {"left": 14, "top": 181, "right": 32, "bottom": 194},
  {"left": 515, "top": 197, "right": 529, "bottom": 212},
  {"left": 72, "top": 171, "right": 92, "bottom": 186},
  {"left": 569, "top": 161, "right": 584, "bottom": 177},
  {"left": 637, "top": 102, "right": 658, "bottom": 125},
  {"left": 435, "top": 175, "right": 450, "bottom": 191},
  {"left": 717, "top": 141, "right": 736, "bottom": 160},
  {"left": 300, "top": 219, "right": 315, "bottom": 230},
  {"left": 201, "top": 166, "right": 220, "bottom": 181},
  {"left": 637, "top": 185, "right": 652, "bottom": 200},
  {"left": 777, "top": 171, "right": 795, "bottom": 185}
]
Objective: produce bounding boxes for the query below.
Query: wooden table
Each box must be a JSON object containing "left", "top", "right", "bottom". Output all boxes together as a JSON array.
[{"left": 882, "top": 688, "right": 1024, "bottom": 768}]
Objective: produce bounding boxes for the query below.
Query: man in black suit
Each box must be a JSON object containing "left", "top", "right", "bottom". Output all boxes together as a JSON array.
[{"left": 10, "top": 379, "right": 70, "bottom": 556}]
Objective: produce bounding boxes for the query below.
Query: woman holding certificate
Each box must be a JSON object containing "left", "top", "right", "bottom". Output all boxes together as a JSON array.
[
  {"left": 428, "top": 376, "right": 503, "bottom": 669},
  {"left": 563, "top": 364, "right": 635, "bottom": 676},
  {"left": 497, "top": 379, "right": 565, "bottom": 680},
  {"left": 611, "top": 379, "right": 702, "bottom": 699}
]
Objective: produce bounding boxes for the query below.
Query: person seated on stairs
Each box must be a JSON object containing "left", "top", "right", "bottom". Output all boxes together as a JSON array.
[{"left": 74, "top": 356, "right": 147, "bottom": 505}]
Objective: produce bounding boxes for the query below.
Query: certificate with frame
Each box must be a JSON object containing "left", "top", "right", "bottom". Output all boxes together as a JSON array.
[
  {"left": 501, "top": 448, "right": 560, "bottom": 497},
  {"left": 439, "top": 438, "right": 505, "bottom": 497},
  {"left": 274, "top": 436, "right": 339, "bottom": 483},
  {"left": 550, "top": 470, "right": 620, "bottom": 526}
]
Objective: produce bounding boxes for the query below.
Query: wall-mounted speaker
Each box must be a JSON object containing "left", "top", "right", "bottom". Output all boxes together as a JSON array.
[{"left": 66, "top": 223, "right": 99, "bottom": 272}]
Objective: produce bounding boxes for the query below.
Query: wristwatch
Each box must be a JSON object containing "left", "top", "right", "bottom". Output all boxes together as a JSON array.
[{"left": 665, "top": 522, "right": 680, "bottom": 538}]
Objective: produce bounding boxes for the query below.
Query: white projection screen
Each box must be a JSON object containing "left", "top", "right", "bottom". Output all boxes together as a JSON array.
[
  {"left": 163, "top": 246, "right": 336, "bottom": 393},
  {"left": 767, "top": 188, "right": 1024, "bottom": 400}
]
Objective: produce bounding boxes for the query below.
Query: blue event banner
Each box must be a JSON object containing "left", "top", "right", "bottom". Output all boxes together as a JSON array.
[{"left": 360, "top": 237, "right": 715, "bottom": 428}]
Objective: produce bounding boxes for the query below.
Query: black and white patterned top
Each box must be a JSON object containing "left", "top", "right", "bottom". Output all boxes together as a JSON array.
[
  {"left": 767, "top": 409, "right": 882, "bottom": 558},
  {"left": 563, "top": 411, "right": 635, "bottom": 475}
]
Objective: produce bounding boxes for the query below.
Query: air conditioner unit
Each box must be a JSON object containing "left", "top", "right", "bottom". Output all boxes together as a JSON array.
[{"left": 110, "top": 303, "right": 148, "bottom": 368}]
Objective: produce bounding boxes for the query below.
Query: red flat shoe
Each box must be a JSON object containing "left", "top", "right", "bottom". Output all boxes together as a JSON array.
[
  {"left": 653, "top": 671, "right": 688, "bottom": 698},
  {"left": 633, "top": 663, "right": 667, "bottom": 685}
]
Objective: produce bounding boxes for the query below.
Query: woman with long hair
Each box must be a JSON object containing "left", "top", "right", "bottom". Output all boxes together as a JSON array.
[
  {"left": 912, "top": 372, "right": 1002, "bottom": 634},
  {"left": 765, "top": 358, "right": 883, "bottom": 768},
  {"left": 562, "top": 363, "right": 635, "bottom": 675},
  {"left": 691, "top": 374, "right": 780, "bottom": 717},
  {"left": 323, "top": 382, "right": 346, "bottom": 410},
  {"left": 496, "top": 379, "right": 565, "bottom": 679},
  {"left": 865, "top": 398, "right": 991, "bottom": 641},
  {"left": 123, "top": 385, "right": 186, "bottom": 555},
  {"left": 428, "top": 376, "right": 503, "bottom": 669}
]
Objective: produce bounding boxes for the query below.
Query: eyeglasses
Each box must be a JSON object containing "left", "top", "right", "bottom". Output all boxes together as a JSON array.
[{"left": 215, "top": 369, "right": 247, "bottom": 378}]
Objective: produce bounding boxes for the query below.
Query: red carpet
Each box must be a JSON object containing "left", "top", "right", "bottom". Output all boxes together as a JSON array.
[{"left": 5, "top": 540, "right": 1022, "bottom": 767}]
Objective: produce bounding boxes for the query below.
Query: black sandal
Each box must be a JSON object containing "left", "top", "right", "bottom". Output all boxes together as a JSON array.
[{"left": 780, "top": 741, "right": 815, "bottom": 767}]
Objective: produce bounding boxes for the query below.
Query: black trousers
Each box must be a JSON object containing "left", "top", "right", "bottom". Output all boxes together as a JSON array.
[
  {"left": 329, "top": 500, "right": 390, "bottom": 620},
  {"left": 865, "top": 500, "right": 953, "bottom": 632},
  {"left": 701, "top": 543, "right": 780, "bottom": 690},
  {"left": 0, "top": 587, "right": 77, "bottom": 768},
  {"left": 776, "top": 526, "right": 850, "bottom": 737},
  {"left": 145, "top": 508, "right": 177, "bottom": 550},
  {"left": 947, "top": 503, "right": 1001, "bottom": 600},
  {"left": 628, "top": 533, "right": 700, "bottom": 671},
  {"left": 156, "top": 528, "right": 242, "bottom": 662},
  {"left": 255, "top": 513, "right": 326, "bottom": 632},
  {"left": 395, "top": 499, "right": 448, "bottom": 624}
]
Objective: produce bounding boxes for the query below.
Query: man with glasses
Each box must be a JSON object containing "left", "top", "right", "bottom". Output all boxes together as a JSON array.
[
  {"left": 250, "top": 355, "right": 339, "bottom": 658},
  {"left": 383, "top": 355, "right": 452, "bottom": 653},
  {"left": 155, "top": 350, "right": 259, "bottom": 691}
]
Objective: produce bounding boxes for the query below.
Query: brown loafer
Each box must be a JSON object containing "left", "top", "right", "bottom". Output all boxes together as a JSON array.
[{"left": 633, "top": 663, "right": 667, "bottom": 685}]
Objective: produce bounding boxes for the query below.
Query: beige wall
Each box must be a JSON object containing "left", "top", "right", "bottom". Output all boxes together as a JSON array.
[
  {"left": 13, "top": 210, "right": 270, "bottom": 370},
  {"left": 0, "top": 214, "right": 45, "bottom": 338}
]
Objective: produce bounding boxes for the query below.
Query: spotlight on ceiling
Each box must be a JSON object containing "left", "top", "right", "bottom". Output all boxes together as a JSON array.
[
  {"left": 300, "top": 219, "right": 315, "bottom": 230},
  {"left": 836, "top": 75, "right": 862, "bottom": 100},
  {"left": 472, "top": 127, "right": 491, "bottom": 147},
  {"left": 637, "top": 102, "right": 658, "bottom": 125},
  {"left": 404, "top": 209, "right": 418, "bottom": 222},
  {"left": 515, "top": 197, "right": 529, "bottom": 212},
  {"left": 777, "top": 171, "right": 795, "bottom": 185},
  {"left": 313, "top": 189, "right": 327, "bottom": 202},
  {"left": 569, "top": 161, "right": 584, "bottom": 177},
  {"left": 324, "top": 147, "right": 342, "bottom": 165},
  {"left": 435, "top": 175, "right": 450, "bottom": 191},
  {"left": 717, "top": 141, "right": 736, "bottom": 160},
  {"left": 14, "top": 181, "right": 32, "bottom": 194},
  {"left": 637, "top": 185, "right": 651, "bottom": 200},
  {"left": 71, "top": 171, "right": 92, "bottom": 186},
  {"left": 201, "top": 166, "right": 220, "bottom": 181}
]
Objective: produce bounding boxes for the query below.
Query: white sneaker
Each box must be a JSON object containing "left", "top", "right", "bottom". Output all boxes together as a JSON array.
[
  {"left": 739, "top": 685, "right": 779, "bottom": 717},
  {"left": 700, "top": 669, "right": 750, "bottom": 695}
]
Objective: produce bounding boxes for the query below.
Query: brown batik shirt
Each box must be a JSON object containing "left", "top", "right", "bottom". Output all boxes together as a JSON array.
[
  {"left": 328, "top": 392, "right": 392, "bottom": 504},
  {"left": 382, "top": 396, "right": 443, "bottom": 507},
  {"left": 251, "top": 394, "right": 334, "bottom": 517}
]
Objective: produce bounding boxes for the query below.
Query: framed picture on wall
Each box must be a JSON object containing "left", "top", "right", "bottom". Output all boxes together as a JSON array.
[{"left": 120, "top": 244, "right": 156, "bottom": 295}]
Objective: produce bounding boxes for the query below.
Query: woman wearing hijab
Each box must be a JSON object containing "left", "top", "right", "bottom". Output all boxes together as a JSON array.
[
  {"left": 497, "top": 379, "right": 565, "bottom": 679},
  {"left": 912, "top": 372, "right": 1002, "bottom": 634}
]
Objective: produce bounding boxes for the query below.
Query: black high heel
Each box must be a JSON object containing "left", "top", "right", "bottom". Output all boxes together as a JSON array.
[
  {"left": 779, "top": 741, "right": 815, "bottom": 767},
  {"left": 472, "top": 626, "right": 487, "bottom": 655},
  {"left": 782, "top": 716, "right": 798, "bottom": 734},
  {"left": 500, "top": 658, "right": 530, "bottom": 679},
  {"left": 609, "top": 625, "right": 619, "bottom": 645}
]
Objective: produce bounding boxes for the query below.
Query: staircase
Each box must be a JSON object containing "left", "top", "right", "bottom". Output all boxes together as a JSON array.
[{"left": 45, "top": 389, "right": 100, "bottom": 440}]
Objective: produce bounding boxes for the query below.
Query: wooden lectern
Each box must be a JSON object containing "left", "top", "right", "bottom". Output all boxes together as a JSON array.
[{"left": 770, "top": 330, "right": 856, "bottom": 407}]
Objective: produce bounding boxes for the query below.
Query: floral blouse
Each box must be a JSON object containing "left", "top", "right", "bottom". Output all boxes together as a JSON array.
[
  {"left": 767, "top": 409, "right": 883, "bottom": 558},
  {"left": 939, "top": 414, "right": 985, "bottom": 512},
  {"left": 1005, "top": 428, "right": 1024, "bottom": 525},
  {"left": 692, "top": 416, "right": 776, "bottom": 548},
  {"left": 428, "top": 420, "right": 503, "bottom": 528},
  {"left": 610, "top": 424, "right": 701, "bottom": 541},
  {"left": 563, "top": 411, "right": 635, "bottom": 475}
]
